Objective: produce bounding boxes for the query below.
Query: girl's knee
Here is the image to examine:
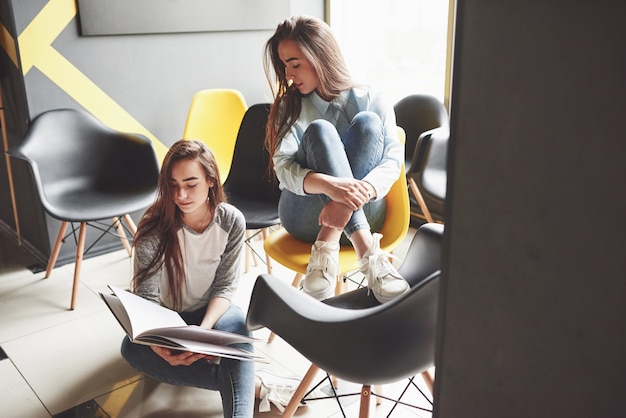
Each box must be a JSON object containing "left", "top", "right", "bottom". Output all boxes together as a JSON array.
[
  {"left": 352, "top": 111, "right": 381, "bottom": 126},
  {"left": 302, "top": 120, "right": 341, "bottom": 148}
]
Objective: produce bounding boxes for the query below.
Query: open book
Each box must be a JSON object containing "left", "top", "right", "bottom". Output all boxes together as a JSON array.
[{"left": 101, "top": 285, "right": 263, "bottom": 362}]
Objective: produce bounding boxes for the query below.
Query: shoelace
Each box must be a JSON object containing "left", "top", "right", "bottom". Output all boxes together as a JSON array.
[
  {"left": 307, "top": 248, "right": 339, "bottom": 280},
  {"left": 363, "top": 251, "right": 401, "bottom": 290}
]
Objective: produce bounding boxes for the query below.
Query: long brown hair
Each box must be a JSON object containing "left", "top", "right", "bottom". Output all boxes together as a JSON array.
[
  {"left": 131, "top": 139, "right": 226, "bottom": 309},
  {"left": 263, "top": 15, "right": 355, "bottom": 174}
]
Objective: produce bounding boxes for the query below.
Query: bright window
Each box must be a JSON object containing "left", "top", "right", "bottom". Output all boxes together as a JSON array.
[{"left": 329, "top": 0, "right": 452, "bottom": 107}]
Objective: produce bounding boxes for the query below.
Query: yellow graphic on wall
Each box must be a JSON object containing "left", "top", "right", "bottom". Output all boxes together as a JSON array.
[{"left": 16, "top": 0, "right": 167, "bottom": 161}]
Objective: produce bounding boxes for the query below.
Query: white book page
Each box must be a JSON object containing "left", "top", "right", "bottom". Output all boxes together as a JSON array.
[
  {"left": 151, "top": 325, "right": 256, "bottom": 345},
  {"left": 108, "top": 285, "right": 185, "bottom": 339}
]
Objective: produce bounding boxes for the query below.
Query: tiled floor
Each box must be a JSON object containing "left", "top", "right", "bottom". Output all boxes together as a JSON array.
[{"left": 0, "top": 227, "right": 433, "bottom": 418}]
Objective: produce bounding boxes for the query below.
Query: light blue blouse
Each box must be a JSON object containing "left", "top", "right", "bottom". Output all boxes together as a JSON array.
[{"left": 272, "top": 87, "right": 403, "bottom": 201}]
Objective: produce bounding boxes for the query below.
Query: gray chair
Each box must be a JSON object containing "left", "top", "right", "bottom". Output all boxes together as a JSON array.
[
  {"left": 247, "top": 222, "right": 444, "bottom": 418},
  {"left": 6, "top": 108, "right": 159, "bottom": 309}
]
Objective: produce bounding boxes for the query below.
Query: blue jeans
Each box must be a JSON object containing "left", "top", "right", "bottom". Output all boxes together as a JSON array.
[
  {"left": 279, "top": 111, "right": 387, "bottom": 244},
  {"left": 121, "top": 304, "right": 255, "bottom": 418}
]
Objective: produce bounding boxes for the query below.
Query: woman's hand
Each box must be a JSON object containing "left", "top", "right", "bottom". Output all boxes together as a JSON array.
[
  {"left": 327, "top": 178, "right": 370, "bottom": 209},
  {"left": 152, "top": 346, "right": 217, "bottom": 366},
  {"left": 304, "top": 173, "right": 370, "bottom": 209}
]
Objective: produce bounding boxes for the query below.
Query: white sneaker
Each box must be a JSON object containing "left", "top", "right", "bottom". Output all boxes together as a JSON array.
[
  {"left": 257, "top": 368, "right": 302, "bottom": 413},
  {"left": 302, "top": 240, "right": 339, "bottom": 300},
  {"left": 359, "top": 233, "right": 409, "bottom": 303}
]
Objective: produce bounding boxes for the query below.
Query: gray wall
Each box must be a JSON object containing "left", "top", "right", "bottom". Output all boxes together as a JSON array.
[
  {"left": 434, "top": 1, "right": 626, "bottom": 416},
  {"left": 0, "top": 0, "right": 323, "bottom": 265}
]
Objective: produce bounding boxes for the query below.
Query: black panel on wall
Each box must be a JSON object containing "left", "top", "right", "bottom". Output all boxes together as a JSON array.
[
  {"left": 0, "top": 0, "right": 44, "bottom": 265},
  {"left": 77, "top": 0, "right": 290, "bottom": 35}
]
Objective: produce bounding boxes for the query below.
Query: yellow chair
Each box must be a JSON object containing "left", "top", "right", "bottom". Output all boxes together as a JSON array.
[
  {"left": 263, "top": 128, "right": 410, "bottom": 342},
  {"left": 183, "top": 89, "right": 247, "bottom": 182}
]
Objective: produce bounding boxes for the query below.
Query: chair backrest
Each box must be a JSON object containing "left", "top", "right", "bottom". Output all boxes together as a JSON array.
[
  {"left": 6, "top": 108, "right": 159, "bottom": 219},
  {"left": 183, "top": 89, "right": 247, "bottom": 182},
  {"left": 417, "top": 126, "right": 449, "bottom": 201},
  {"left": 394, "top": 94, "right": 448, "bottom": 173},
  {"left": 223, "top": 103, "right": 280, "bottom": 202}
]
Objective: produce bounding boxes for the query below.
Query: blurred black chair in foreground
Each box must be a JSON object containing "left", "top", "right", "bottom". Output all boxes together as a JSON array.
[{"left": 247, "top": 223, "right": 444, "bottom": 417}]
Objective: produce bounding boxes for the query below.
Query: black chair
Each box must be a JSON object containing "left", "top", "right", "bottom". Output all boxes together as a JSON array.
[
  {"left": 394, "top": 94, "right": 448, "bottom": 223},
  {"left": 408, "top": 127, "right": 449, "bottom": 224},
  {"left": 6, "top": 108, "right": 159, "bottom": 309},
  {"left": 222, "top": 103, "right": 281, "bottom": 273},
  {"left": 247, "top": 223, "right": 444, "bottom": 418}
]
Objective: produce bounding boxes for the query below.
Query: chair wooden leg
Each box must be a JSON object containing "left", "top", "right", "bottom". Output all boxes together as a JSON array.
[
  {"left": 335, "top": 273, "right": 348, "bottom": 295},
  {"left": 70, "top": 222, "right": 87, "bottom": 310},
  {"left": 291, "top": 272, "right": 304, "bottom": 288},
  {"left": 281, "top": 364, "right": 319, "bottom": 418},
  {"left": 122, "top": 214, "right": 137, "bottom": 235},
  {"left": 359, "top": 385, "right": 371, "bottom": 418},
  {"left": 408, "top": 177, "right": 434, "bottom": 223},
  {"left": 374, "top": 384, "right": 383, "bottom": 405},
  {"left": 262, "top": 228, "right": 273, "bottom": 274},
  {"left": 113, "top": 217, "right": 132, "bottom": 257},
  {"left": 245, "top": 230, "right": 252, "bottom": 273},
  {"left": 421, "top": 370, "right": 435, "bottom": 394},
  {"left": 46, "top": 221, "right": 68, "bottom": 278}
]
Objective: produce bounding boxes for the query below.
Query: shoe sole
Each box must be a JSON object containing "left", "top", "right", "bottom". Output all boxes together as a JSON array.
[
  {"left": 302, "top": 284, "right": 334, "bottom": 301},
  {"left": 373, "top": 286, "right": 409, "bottom": 304}
]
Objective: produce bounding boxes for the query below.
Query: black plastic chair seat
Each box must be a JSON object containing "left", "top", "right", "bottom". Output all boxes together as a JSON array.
[
  {"left": 42, "top": 185, "right": 157, "bottom": 222},
  {"left": 225, "top": 194, "right": 280, "bottom": 231}
]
